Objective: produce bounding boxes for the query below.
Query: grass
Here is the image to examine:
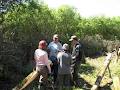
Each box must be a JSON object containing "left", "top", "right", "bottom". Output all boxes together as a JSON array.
[{"left": 79, "top": 56, "right": 120, "bottom": 90}]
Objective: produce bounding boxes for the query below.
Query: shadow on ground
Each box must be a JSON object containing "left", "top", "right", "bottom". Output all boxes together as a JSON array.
[
  {"left": 75, "top": 78, "right": 113, "bottom": 90},
  {"left": 74, "top": 77, "right": 92, "bottom": 90},
  {"left": 73, "top": 63, "right": 95, "bottom": 89},
  {"left": 79, "top": 63, "right": 95, "bottom": 75}
]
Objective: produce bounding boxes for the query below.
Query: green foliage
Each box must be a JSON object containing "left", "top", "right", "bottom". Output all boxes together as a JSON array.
[{"left": 52, "top": 5, "right": 81, "bottom": 43}]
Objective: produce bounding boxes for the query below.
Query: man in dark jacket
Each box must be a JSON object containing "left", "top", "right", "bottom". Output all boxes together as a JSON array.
[{"left": 69, "top": 35, "right": 82, "bottom": 86}]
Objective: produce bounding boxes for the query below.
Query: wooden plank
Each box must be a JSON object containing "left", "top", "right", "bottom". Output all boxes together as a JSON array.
[
  {"left": 12, "top": 60, "right": 52, "bottom": 90},
  {"left": 12, "top": 70, "right": 39, "bottom": 90}
]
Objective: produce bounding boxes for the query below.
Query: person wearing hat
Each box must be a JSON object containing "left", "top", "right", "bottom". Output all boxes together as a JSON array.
[
  {"left": 48, "top": 34, "right": 63, "bottom": 83},
  {"left": 34, "top": 40, "right": 51, "bottom": 88},
  {"left": 57, "top": 43, "right": 72, "bottom": 90},
  {"left": 69, "top": 35, "right": 82, "bottom": 86}
]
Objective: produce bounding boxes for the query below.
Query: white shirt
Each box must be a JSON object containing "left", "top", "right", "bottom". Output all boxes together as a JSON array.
[{"left": 34, "top": 49, "right": 51, "bottom": 73}]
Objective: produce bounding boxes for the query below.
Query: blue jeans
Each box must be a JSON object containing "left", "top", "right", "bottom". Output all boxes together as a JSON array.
[{"left": 49, "top": 56, "right": 58, "bottom": 83}]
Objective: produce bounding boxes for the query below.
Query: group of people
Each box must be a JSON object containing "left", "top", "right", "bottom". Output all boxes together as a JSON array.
[{"left": 34, "top": 34, "right": 83, "bottom": 89}]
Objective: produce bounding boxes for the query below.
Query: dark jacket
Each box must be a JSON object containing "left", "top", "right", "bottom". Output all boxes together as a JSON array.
[{"left": 72, "top": 43, "right": 82, "bottom": 63}]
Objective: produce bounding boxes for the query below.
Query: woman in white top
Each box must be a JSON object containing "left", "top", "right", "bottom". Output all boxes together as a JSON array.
[{"left": 34, "top": 40, "right": 51, "bottom": 85}]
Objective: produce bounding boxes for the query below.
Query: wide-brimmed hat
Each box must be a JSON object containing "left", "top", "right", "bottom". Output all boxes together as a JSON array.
[{"left": 69, "top": 35, "right": 78, "bottom": 41}]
